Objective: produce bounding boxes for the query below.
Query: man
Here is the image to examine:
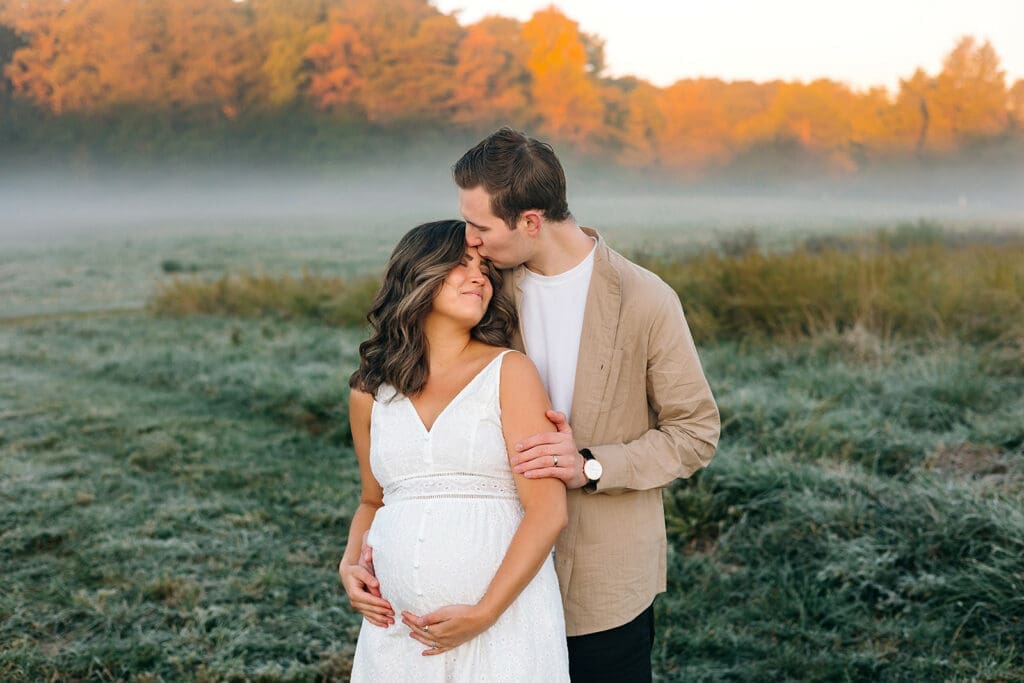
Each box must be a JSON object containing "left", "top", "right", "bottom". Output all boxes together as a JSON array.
[{"left": 344, "top": 128, "right": 720, "bottom": 681}]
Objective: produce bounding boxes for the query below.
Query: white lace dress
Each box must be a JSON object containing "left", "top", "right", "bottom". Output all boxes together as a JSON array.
[{"left": 350, "top": 351, "right": 570, "bottom": 682}]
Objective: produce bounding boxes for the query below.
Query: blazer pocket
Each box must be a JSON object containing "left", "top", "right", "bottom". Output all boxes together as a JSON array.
[{"left": 601, "top": 348, "right": 627, "bottom": 414}]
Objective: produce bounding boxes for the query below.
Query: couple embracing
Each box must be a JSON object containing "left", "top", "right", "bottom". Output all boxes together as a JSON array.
[{"left": 338, "top": 128, "right": 720, "bottom": 682}]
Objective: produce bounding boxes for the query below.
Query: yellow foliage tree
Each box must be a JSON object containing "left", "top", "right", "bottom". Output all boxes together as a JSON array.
[
  {"left": 246, "top": 0, "right": 341, "bottom": 110},
  {"left": 933, "top": 36, "right": 1007, "bottom": 143},
  {"left": 1009, "top": 79, "right": 1024, "bottom": 131},
  {"left": 655, "top": 79, "right": 735, "bottom": 172}
]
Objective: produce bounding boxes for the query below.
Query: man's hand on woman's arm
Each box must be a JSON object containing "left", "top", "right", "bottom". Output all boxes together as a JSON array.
[
  {"left": 338, "top": 530, "right": 391, "bottom": 627},
  {"left": 511, "top": 410, "right": 588, "bottom": 489},
  {"left": 337, "top": 389, "right": 394, "bottom": 627}
]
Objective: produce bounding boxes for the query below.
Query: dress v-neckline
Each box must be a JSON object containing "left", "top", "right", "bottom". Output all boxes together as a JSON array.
[{"left": 405, "top": 351, "right": 507, "bottom": 435}]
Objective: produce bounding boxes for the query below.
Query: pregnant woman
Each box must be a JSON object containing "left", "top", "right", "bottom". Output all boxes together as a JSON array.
[{"left": 338, "top": 220, "right": 570, "bottom": 681}]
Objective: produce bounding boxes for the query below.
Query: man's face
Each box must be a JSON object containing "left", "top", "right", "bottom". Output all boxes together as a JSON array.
[{"left": 459, "top": 186, "right": 529, "bottom": 270}]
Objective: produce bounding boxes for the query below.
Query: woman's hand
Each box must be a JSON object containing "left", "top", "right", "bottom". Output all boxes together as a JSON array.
[
  {"left": 401, "top": 604, "right": 495, "bottom": 655},
  {"left": 339, "top": 559, "right": 394, "bottom": 628}
]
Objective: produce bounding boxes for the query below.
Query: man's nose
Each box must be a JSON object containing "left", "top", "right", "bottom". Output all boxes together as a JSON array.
[{"left": 465, "top": 226, "right": 482, "bottom": 247}]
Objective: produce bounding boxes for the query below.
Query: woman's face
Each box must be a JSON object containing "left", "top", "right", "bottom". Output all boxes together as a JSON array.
[{"left": 432, "top": 246, "right": 494, "bottom": 326}]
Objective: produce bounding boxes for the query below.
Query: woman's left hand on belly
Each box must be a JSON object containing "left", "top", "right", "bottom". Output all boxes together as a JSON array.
[{"left": 402, "top": 603, "right": 495, "bottom": 656}]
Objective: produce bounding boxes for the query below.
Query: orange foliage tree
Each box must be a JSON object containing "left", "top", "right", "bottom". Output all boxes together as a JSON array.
[
  {"left": 2, "top": 0, "right": 254, "bottom": 118},
  {"left": 0, "top": 0, "right": 1019, "bottom": 172},
  {"left": 450, "top": 16, "right": 532, "bottom": 130},
  {"left": 521, "top": 7, "right": 604, "bottom": 148},
  {"left": 305, "top": 0, "right": 463, "bottom": 123}
]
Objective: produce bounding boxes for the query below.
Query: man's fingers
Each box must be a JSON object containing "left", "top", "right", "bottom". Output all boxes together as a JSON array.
[
  {"left": 545, "top": 410, "right": 572, "bottom": 433},
  {"left": 523, "top": 466, "right": 571, "bottom": 482},
  {"left": 349, "top": 564, "right": 379, "bottom": 589},
  {"left": 359, "top": 532, "right": 375, "bottom": 567},
  {"left": 352, "top": 599, "right": 394, "bottom": 616},
  {"left": 362, "top": 613, "right": 392, "bottom": 628},
  {"left": 344, "top": 578, "right": 393, "bottom": 611},
  {"left": 514, "top": 444, "right": 576, "bottom": 471},
  {"left": 513, "top": 431, "right": 564, "bottom": 453}
]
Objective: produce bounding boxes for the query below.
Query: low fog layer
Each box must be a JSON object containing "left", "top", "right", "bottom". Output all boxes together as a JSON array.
[{"left": 2, "top": 159, "right": 1023, "bottom": 248}]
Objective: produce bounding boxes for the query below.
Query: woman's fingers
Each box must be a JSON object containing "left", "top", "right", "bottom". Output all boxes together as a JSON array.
[{"left": 408, "top": 630, "right": 451, "bottom": 655}]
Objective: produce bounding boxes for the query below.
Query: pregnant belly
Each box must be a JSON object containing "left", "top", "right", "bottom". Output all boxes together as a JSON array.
[{"left": 367, "top": 497, "right": 523, "bottom": 615}]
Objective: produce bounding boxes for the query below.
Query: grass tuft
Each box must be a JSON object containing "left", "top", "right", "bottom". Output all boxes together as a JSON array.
[
  {"left": 150, "top": 271, "right": 381, "bottom": 329},
  {"left": 149, "top": 230, "right": 1024, "bottom": 345}
]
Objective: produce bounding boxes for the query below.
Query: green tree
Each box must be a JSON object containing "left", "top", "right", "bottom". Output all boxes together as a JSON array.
[{"left": 0, "top": 13, "right": 22, "bottom": 101}]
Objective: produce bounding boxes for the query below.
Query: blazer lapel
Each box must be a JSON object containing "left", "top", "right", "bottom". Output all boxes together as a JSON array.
[{"left": 568, "top": 230, "right": 620, "bottom": 443}]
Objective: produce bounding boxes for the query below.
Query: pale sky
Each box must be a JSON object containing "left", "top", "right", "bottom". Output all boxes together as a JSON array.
[{"left": 432, "top": 0, "right": 1024, "bottom": 93}]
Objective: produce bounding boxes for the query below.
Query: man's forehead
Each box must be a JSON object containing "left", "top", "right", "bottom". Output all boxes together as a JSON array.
[
  {"left": 459, "top": 186, "right": 488, "bottom": 206},
  {"left": 459, "top": 190, "right": 497, "bottom": 224}
]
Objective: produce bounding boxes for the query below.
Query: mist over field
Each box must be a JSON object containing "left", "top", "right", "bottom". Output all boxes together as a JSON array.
[{"left": 3, "top": 155, "right": 1023, "bottom": 242}]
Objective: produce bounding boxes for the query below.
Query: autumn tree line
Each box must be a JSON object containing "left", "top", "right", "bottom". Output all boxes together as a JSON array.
[{"left": 1, "top": 0, "right": 1022, "bottom": 173}]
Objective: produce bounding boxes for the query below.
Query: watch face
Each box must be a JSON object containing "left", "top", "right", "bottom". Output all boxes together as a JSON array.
[{"left": 584, "top": 458, "right": 603, "bottom": 481}]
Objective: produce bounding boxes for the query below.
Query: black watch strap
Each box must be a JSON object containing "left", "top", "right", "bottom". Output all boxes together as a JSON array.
[{"left": 580, "top": 448, "right": 598, "bottom": 491}]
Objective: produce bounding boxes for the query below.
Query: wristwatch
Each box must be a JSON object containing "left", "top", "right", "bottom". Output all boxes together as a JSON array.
[{"left": 580, "top": 448, "right": 602, "bottom": 492}]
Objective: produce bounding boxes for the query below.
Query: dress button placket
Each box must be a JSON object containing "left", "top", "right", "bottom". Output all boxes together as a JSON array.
[{"left": 414, "top": 431, "right": 431, "bottom": 598}]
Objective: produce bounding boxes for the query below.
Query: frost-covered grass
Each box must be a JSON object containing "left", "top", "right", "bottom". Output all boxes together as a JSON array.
[{"left": 2, "top": 312, "right": 1021, "bottom": 681}]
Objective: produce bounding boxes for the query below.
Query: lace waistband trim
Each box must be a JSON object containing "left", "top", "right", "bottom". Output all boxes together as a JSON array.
[{"left": 383, "top": 471, "right": 518, "bottom": 503}]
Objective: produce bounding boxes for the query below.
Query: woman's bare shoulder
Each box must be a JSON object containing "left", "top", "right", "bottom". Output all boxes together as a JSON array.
[
  {"left": 349, "top": 386, "right": 374, "bottom": 411},
  {"left": 498, "top": 350, "right": 542, "bottom": 390}
]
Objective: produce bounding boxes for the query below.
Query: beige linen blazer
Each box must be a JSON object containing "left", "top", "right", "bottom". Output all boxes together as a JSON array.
[{"left": 504, "top": 229, "right": 720, "bottom": 636}]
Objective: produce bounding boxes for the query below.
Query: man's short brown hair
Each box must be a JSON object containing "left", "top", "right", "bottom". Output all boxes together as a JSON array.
[{"left": 453, "top": 127, "right": 571, "bottom": 228}]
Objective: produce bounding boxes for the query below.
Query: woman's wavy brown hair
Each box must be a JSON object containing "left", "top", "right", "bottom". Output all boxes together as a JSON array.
[{"left": 349, "top": 220, "right": 517, "bottom": 397}]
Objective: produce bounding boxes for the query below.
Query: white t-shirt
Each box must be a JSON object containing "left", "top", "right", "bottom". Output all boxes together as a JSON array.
[{"left": 519, "top": 239, "right": 597, "bottom": 421}]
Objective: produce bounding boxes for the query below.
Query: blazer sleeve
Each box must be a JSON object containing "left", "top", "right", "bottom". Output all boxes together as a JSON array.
[{"left": 588, "top": 286, "right": 720, "bottom": 494}]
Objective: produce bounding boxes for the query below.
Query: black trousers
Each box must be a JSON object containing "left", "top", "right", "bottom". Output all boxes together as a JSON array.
[{"left": 566, "top": 603, "right": 655, "bottom": 683}]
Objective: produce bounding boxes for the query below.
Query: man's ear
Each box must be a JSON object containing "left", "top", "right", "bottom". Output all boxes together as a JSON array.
[{"left": 518, "top": 210, "right": 542, "bottom": 236}]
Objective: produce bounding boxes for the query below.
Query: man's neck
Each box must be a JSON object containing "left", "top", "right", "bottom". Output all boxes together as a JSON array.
[{"left": 523, "top": 220, "right": 596, "bottom": 277}]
